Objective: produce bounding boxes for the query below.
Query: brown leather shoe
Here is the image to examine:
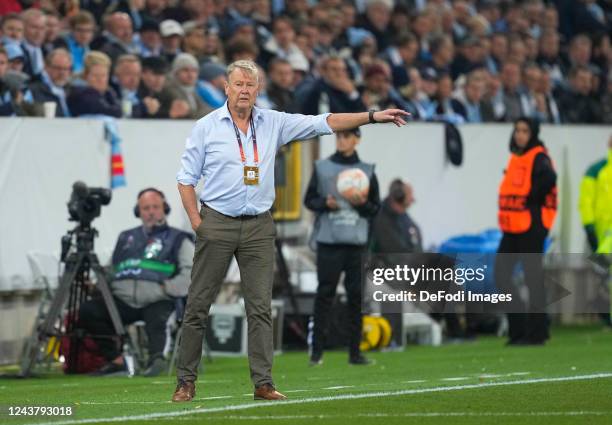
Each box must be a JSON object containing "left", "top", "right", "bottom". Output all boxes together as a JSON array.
[
  {"left": 254, "top": 383, "right": 287, "bottom": 401},
  {"left": 171, "top": 380, "right": 195, "bottom": 402}
]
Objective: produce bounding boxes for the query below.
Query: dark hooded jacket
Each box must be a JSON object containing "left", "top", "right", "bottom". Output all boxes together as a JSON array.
[{"left": 507, "top": 117, "right": 557, "bottom": 231}]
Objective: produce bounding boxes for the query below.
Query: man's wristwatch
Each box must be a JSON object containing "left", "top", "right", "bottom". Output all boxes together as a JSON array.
[{"left": 368, "top": 109, "right": 377, "bottom": 124}]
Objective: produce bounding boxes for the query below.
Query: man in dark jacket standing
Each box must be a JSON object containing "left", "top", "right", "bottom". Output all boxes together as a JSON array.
[{"left": 304, "top": 128, "right": 380, "bottom": 366}]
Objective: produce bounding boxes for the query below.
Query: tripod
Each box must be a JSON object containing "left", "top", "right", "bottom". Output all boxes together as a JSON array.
[{"left": 20, "top": 223, "right": 131, "bottom": 377}]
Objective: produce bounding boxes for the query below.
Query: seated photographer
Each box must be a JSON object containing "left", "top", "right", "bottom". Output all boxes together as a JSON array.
[{"left": 79, "top": 188, "right": 194, "bottom": 377}]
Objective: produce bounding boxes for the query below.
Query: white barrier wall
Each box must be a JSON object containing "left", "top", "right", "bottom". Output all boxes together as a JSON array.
[
  {"left": 322, "top": 123, "right": 610, "bottom": 253},
  {"left": 0, "top": 117, "right": 610, "bottom": 291}
]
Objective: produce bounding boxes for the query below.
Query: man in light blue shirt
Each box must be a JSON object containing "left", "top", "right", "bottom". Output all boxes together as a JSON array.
[{"left": 172, "top": 59, "right": 408, "bottom": 403}]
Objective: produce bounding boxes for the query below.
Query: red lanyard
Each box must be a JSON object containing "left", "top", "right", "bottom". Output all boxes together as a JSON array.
[{"left": 231, "top": 114, "right": 259, "bottom": 166}]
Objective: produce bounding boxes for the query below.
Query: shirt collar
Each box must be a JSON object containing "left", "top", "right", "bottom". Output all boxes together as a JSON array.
[
  {"left": 23, "top": 40, "right": 39, "bottom": 51},
  {"left": 219, "top": 101, "right": 263, "bottom": 123}
]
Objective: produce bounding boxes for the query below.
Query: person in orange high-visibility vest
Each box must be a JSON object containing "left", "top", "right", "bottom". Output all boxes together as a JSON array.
[{"left": 495, "top": 117, "right": 557, "bottom": 346}]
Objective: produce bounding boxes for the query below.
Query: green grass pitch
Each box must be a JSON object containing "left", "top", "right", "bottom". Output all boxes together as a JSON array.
[{"left": 2, "top": 325, "right": 612, "bottom": 425}]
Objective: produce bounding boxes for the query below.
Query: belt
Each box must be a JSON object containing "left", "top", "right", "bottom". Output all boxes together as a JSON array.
[{"left": 201, "top": 202, "right": 268, "bottom": 220}]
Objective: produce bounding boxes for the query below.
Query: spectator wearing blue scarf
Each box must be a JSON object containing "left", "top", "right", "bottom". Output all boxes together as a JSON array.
[
  {"left": 28, "top": 48, "right": 72, "bottom": 117},
  {"left": 55, "top": 11, "right": 95, "bottom": 74}
]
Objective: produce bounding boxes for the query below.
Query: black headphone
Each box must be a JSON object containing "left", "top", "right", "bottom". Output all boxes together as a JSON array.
[
  {"left": 134, "top": 187, "right": 171, "bottom": 218},
  {"left": 389, "top": 179, "right": 406, "bottom": 203}
]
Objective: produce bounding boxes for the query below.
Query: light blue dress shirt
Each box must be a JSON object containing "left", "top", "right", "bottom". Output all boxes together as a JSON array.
[{"left": 177, "top": 102, "right": 333, "bottom": 217}]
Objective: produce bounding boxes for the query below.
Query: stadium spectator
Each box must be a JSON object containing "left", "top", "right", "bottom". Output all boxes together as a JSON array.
[
  {"left": 201, "top": 28, "right": 224, "bottom": 63},
  {"left": 67, "top": 51, "right": 122, "bottom": 118},
  {"left": 224, "top": 38, "right": 259, "bottom": 63},
  {"left": 556, "top": 65, "right": 602, "bottom": 124},
  {"left": 93, "top": 12, "right": 138, "bottom": 64},
  {"left": 384, "top": 33, "right": 420, "bottom": 90},
  {"left": 507, "top": 34, "right": 527, "bottom": 66},
  {"left": 454, "top": 69, "right": 496, "bottom": 123},
  {"left": 104, "top": 0, "right": 147, "bottom": 32},
  {"left": 359, "top": 0, "right": 393, "bottom": 51},
  {"left": 220, "top": 0, "right": 255, "bottom": 40},
  {"left": 141, "top": 0, "right": 172, "bottom": 24},
  {"left": 570, "top": 0, "right": 609, "bottom": 36},
  {"left": 432, "top": 72, "right": 466, "bottom": 123},
  {"left": 181, "top": 21, "right": 206, "bottom": 62},
  {"left": 266, "top": 57, "right": 294, "bottom": 112},
  {"left": 55, "top": 11, "right": 96, "bottom": 74},
  {"left": 112, "top": 54, "right": 155, "bottom": 118},
  {"left": 165, "top": 52, "right": 213, "bottom": 119},
  {"left": 136, "top": 19, "right": 162, "bottom": 58},
  {"left": 78, "top": 188, "right": 194, "bottom": 377},
  {"left": 499, "top": 60, "right": 531, "bottom": 122},
  {"left": 28, "top": 48, "right": 73, "bottom": 117},
  {"left": 536, "top": 29, "right": 563, "bottom": 87},
  {"left": 311, "top": 21, "right": 337, "bottom": 58},
  {"left": 0, "top": 46, "right": 31, "bottom": 116},
  {"left": 541, "top": 4, "right": 559, "bottom": 33},
  {"left": 487, "top": 32, "right": 508, "bottom": 75},
  {"left": 159, "top": 19, "right": 184, "bottom": 64},
  {"left": 535, "top": 68, "right": 562, "bottom": 124},
  {"left": 591, "top": 32, "right": 610, "bottom": 91},
  {"left": 522, "top": 62, "right": 545, "bottom": 121},
  {"left": 20, "top": 8, "right": 47, "bottom": 77},
  {"left": 137, "top": 56, "right": 176, "bottom": 118},
  {"left": 562, "top": 34, "right": 593, "bottom": 78},
  {"left": 5, "top": 42, "right": 25, "bottom": 73},
  {"left": 294, "top": 55, "right": 365, "bottom": 115},
  {"left": 197, "top": 61, "right": 227, "bottom": 109},
  {"left": 42, "top": 11, "right": 61, "bottom": 56},
  {"left": 1, "top": 13, "right": 24, "bottom": 47},
  {"left": 450, "top": 36, "right": 486, "bottom": 81},
  {"left": 424, "top": 34, "right": 454, "bottom": 75},
  {"left": 260, "top": 15, "right": 308, "bottom": 70},
  {"left": 255, "top": 64, "right": 273, "bottom": 108},
  {"left": 360, "top": 62, "right": 410, "bottom": 112},
  {"left": 523, "top": 33, "right": 539, "bottom": 63},
  {"left": 295, "top": 22, "right": 317, "bottom": 63}
]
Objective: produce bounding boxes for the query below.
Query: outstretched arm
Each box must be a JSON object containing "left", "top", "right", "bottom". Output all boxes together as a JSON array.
[{"left": 326, "top": 109, "right": 410, "bottom": 131}]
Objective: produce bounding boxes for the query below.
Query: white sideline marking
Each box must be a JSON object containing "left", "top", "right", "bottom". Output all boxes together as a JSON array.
[
  {"left": 323, "top": 385, "right": 355, "bottom": 390},
  {"left": 199, "top": 411, "right": 612, "bottom": 420},
  {"left": 283, "top": 389, "right": 310, "bottom": 393},
  {"left": 25, "top": 373, "right": 612, "bottom": 425},
  {"left": 401, "top": 380, "right": 427, "bottom": 384},
  {"left": 509, "top": 372, "right": 531, "bottom": 376},
  {"left": 80, "top": 401, "right": 169, "bottom": 405},
  {"left": 441, "top": 377, "right": 470, "bottom": 381}
]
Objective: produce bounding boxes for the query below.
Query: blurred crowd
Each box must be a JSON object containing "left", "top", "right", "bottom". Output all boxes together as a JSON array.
[{"left": 0, "top": 0, "right": 610, "bottom": 123}]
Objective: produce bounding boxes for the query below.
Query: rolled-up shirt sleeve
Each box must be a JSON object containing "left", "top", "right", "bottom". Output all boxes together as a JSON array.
[
  {"left": 177, "top": 121, "right": 205, "bottom": 186},
  {"left": 277, "top": 112, "right": 333, "bottom": 147}
]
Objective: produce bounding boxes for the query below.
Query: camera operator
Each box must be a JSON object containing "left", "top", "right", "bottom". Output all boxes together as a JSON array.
[{"left": 78, "top": 188, "right": 194, "bottom": 377}]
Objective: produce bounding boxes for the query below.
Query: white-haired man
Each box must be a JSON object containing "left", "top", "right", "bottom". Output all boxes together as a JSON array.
[{"left": 173, "top": 59, "right": 409, "bottom": 402}]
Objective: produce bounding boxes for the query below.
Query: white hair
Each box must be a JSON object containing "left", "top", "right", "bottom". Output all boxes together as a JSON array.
[{"left": 227, "top": 60, "right": 259, "bottom": 83}]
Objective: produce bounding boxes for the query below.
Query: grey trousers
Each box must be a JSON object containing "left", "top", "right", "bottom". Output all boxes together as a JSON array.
[{"left": 176, "top": 204, "right": 276, "bottom": 388}]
